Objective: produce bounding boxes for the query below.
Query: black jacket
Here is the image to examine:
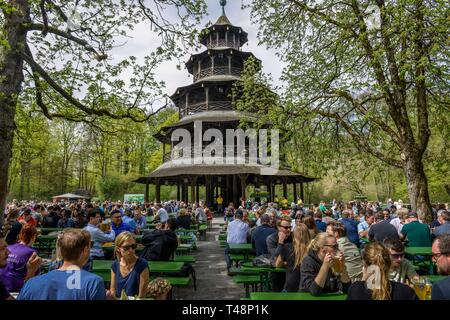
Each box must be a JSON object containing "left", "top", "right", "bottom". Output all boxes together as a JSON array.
[
  {"left": 299, "top": 250, "right": 351, "bottom": 296},
  {"left": 140, "top": 229, "right": 178, "bottom": 261}
]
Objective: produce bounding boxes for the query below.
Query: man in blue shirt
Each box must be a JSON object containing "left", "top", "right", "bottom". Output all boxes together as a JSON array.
[
  {"left": 433, "top": 210, "right": 450, "bottom": 238},
  {"left": 154, "top": 203, "right": 169, "bottom": 224},
  {"left": 111, "top": 211, "right": 134, "bottom": 237},
  {"left": 84, "top": 210, "right": 115, "bottom": 260},
  {"left": 431, "top": 234, "right": 450, "bottom": 300},
  {"left": 122, "top": 209, "right": 138, "bottom": 232},
  {"left": 133, "top": 209, "right": 147, "bottom": 230},
  {"left": 225, "top": 210, "right": 249, "bottom": 269},
  {"left": 314, "top": 211, "right": 327, "bottom": 232},
  {"left": 251, "top": 214, "right": 276, "bottom": 256},
  {"left": 18, "top": 229, "right": 108, "bottom": 300},
  {"left": 340, "top": 210, "right": 360, "bottom": 246}
]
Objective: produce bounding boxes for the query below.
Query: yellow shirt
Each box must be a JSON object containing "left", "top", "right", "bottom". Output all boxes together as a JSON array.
[{"left": 217, "top": 197, "right": 223, "bottom": 205}]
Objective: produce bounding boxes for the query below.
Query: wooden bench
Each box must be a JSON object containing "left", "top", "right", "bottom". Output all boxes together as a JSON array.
[
  {"left": 173, "top": 255, "right": 196, "bottom": 263},
  {"left": 198, "top": 224, "right": 208, "bottom": 241},
  {"left": 162, "top": 277, "right": 191, "bottom": 287},
  {"left": 227, "top": 267, "right": 259, "bottom": 276}
]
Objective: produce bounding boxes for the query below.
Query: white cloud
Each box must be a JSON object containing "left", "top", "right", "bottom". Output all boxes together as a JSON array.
[{"left": 110, "top": 0, "right": 284, "bottom": 100}]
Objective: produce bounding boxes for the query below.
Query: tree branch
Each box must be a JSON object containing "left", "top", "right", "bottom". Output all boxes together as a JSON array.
[
  {"left": 331, "top": 89, "right": 401, "bottom": 146},
  {"left": 21, "top": 50, "right": 164, "bottom": 123},
  {"left": 27, "top": 23, "right": 104, "bottom": 58}
]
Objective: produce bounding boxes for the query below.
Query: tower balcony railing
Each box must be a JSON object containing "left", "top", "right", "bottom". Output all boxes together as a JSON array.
[
  {"left": 207, "top": 39, "right": 240, "bottom": 50},
  {"left": 194, "top": 66, "right": 241, "bottom": 82},
  {"left": 179, "top": 100, "right": 234, "bottom": 118}
]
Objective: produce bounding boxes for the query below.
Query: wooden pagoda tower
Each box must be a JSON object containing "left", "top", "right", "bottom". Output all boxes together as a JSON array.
[{"left": 135, "top": 1, "right": 315, "bottom": 206}]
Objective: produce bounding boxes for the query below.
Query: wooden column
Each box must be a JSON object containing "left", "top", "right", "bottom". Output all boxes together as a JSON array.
[
  {"left": 233, "top": 175, "right": 238, "bottom": 207},
  {"left": 205, "top": 87, "right": 209, "bottom": 110},
  {"left": 267, "top": 177, "right": 272, "bottom": 202},
  {"left": 177, "top": 180, "right": 180, "bottom": 201},
  {"left": 293, "top": 182, "right": 297, "bottom": 203},
  {"left": 145, "top": 183, "right": 149, "bottom": 203},
  {"left": 190, "top": 177, "right": 196, "bottom": 205},
  {"left": 240, "top": 174, "right": 247, "bottom": 201},
  {"left": 282, "top": 178, "right": 288, "bottom": 199},
  {"left": 195, "top": 181, "right": 200, "bottom": 204},
  {"left": 228, "top": 55, "right": 232, "bottom": 74},
  {"left": 226, "top": 175, "right": 231, "bottom": 206},
  {"left": 300, "top": 181, "right": 305, "bottom": 203},
  {"left": 155, "top": 179, "right": 161, "bottom": 203}
]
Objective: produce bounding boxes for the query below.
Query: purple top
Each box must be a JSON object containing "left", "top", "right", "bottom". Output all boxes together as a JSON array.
[{"left": 0, "top": 243, "right": 37, "bottom": 292}]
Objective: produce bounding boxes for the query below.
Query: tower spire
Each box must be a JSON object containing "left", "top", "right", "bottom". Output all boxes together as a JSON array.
[{"left": 220, "top": 0, "right": 227, "bottom": 16}]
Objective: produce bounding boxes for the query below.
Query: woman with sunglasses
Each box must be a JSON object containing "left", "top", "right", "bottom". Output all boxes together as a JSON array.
[
  {"left": 110, "top": 232, "right": 149, "bottom": 299},
  {"left": 299, "top": 232, "right": 351, "bottom": 296},
  {"left": 347, "top": 242, "right": 418, "bottom": 300},
  {"left": 383, "top": 238, "right": 419, "bottom": 285}
]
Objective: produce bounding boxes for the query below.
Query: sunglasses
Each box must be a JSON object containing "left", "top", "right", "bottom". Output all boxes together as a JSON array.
[
  {"left": 432, "top": 252, "right": 448, "bottom": 262},
  {"left": 391, "top": 253, "right": 404, "bottom": 259},
  {"left": 280, "top": 225, "right": 292, "bottom": 230},
  {"left": 121, "top": 244, "right": 137, "bottom": 251},
  {"left": 324, "top": 244, "right": 339, "bottom": 250}
]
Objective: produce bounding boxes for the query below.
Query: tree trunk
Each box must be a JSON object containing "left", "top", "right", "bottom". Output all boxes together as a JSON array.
[
  {"left": 0, "top": 0, "right": 30, "bottom": 227},
  {"left": 404, "top": 153, "right": 432, "bottom": 222}
]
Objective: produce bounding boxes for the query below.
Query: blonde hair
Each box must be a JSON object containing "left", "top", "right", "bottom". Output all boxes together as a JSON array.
[
  {"left": 292, "top": 223, "right": 311, "bottom": 268},
  {"left": 307, "top": 232, "right": 334, "bottom": 252},
  {"left": 178, "top": 208, "right": 187, "bottom": 217},
  {"left": 114, "top": 231, "right": 135, "bottom": 259},
  {"left": 362, "top": 242, "right": 392, "bottom": 300},
  {"left": 397, "top": 208, "right": 409, "bottom": 219},
  {"left": 147, "top": 277, "right": 172, "bottom": 299}
]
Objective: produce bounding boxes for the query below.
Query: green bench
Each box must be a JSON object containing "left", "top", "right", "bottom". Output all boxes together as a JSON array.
[
  {"left": 227, "top": 267, "right": 259, "bottom": 276},
  {"left": 173, "top": 255, "right": 196, "bottom": 263},
  {"left": 232, "top": 275, "right": 263, "bottom": 298},
  {"left": 162, "top": 277, "right": 190, "bottom": 287}
]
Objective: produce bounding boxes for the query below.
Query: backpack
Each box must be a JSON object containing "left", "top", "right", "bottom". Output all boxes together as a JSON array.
[
  {"left": 252, "top": 254, "right": 275, "bottom": 267},
  {"left": 163, "top": 263, "right": 197, "bottom": 291}
]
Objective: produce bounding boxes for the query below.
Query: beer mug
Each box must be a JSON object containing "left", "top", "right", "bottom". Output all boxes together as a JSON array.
[
  {"left": 100, "top": 221, "right": 110, "bottom": 232},
  {"left": 424, "top": 278, "right": 432, "bottom": 300},
  {"left": 412, "top": 278, "right": 426, "bottom": 300},
  {"left": 331, "top": 255, "right": 343, "bottom": 276}
]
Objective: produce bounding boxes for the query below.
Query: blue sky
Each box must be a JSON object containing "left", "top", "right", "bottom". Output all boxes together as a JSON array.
[{"left": 111, "top": 0, "right": 284, "bottom": 101}]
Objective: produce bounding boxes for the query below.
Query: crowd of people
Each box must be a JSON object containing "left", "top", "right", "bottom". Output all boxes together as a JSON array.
[
  {"left": 224, "top": 198, "right": 450, "bottom": 300},
  {"left": 0, "top": 196, "right": 449, "bottom": 300}
]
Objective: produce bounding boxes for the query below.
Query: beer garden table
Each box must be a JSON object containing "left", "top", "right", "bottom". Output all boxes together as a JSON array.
[
  {"left": 405, "top": 247, "right": 434, "bottom": 275},
  {"left": 38, "top": 228, "right": 63, "bottom": 235},
  {"left": 241, "top": 261, "right": 286, "bottom": 291},
  {"left": 250, "top": 292, "right": 347, "bottom": 300}
]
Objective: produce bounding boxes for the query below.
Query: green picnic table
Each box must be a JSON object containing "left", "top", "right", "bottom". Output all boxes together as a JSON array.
[
  {"left": 37, "top": 234, "right": 58, "bottom": 240},
  {"left": 228, "top": 243, "right": 255, "bottom": 260},
  {"left": 250, "top": 292, "right": 347, "bottom": 300},
  {"left": 92, "top": 260, "right": 184, "bottom": 273},
  {"left": 428, "top": 275, "right": 446, "bottom": 283},
  {"left": 405, "top": 247, "right": 434, "bottom": 275},
  {"left": 360, "top": 237, "right": 369, "bottom": 244},
  {"left": 241, "top": 261, "right": 285, "bottom": 291}
]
